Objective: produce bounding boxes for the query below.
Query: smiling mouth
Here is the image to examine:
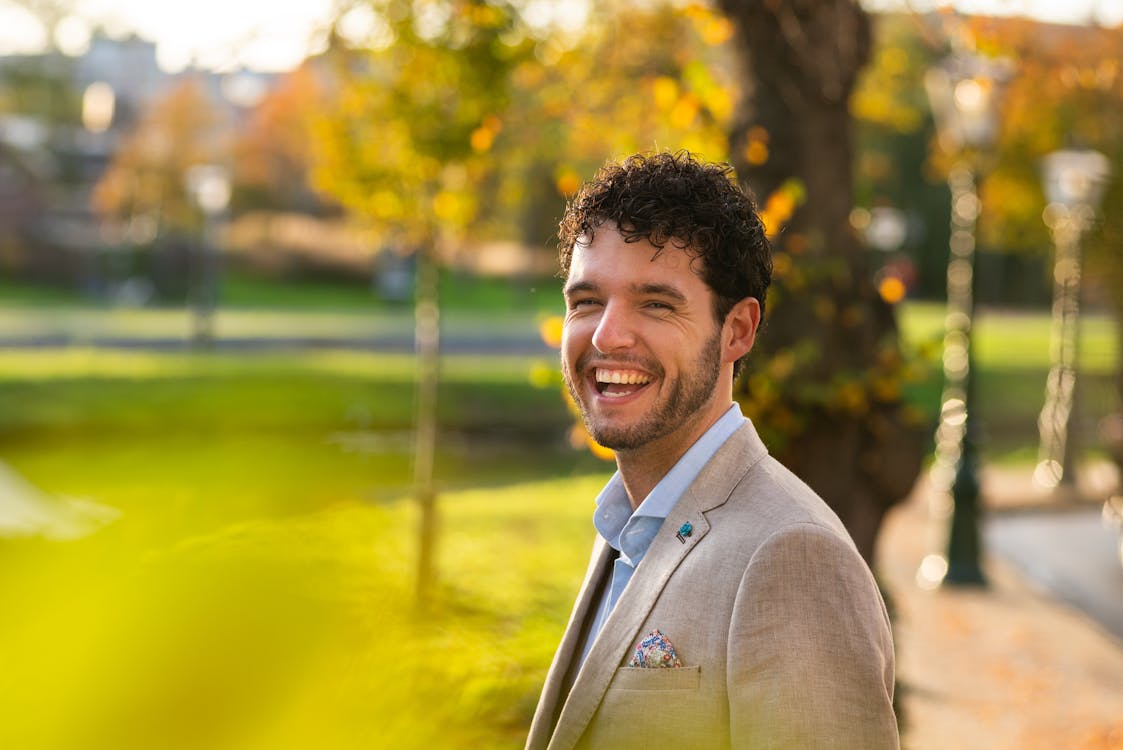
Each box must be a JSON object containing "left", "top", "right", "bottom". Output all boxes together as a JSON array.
[{"left": 594, "top": 368, "right": 653, "bottom": 399}]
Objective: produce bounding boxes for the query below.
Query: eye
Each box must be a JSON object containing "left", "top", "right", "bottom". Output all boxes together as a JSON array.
[
  {"left": 568, "top": 297, "right": 601, "bottom": 310},
  {"left": 644, "top": 300, "right": 674, "bottom": 311}
]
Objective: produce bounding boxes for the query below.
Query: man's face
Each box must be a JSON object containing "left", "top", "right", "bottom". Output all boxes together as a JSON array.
[{"left": 561, "top": 227, "right": 730, "bottom": 454}]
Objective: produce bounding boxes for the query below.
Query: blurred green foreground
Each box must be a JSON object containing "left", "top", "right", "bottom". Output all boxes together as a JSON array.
[{"left": 0, "top": 342, "right": 610, "bottom": 749}]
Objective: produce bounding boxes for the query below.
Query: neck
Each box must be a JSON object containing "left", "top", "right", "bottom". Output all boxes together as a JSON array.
[{"left": 614, "top": 400, "right": 731, "bottom": 510}]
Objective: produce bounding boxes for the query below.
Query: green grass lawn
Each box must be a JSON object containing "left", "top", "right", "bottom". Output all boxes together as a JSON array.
[
  {"left": 0, "top": 303, "right": 1116, "bottom": 522},
  {"left": 0, "top": 271, "right": 567, "bottom": 314},
  {"left": 898, "top": 302, "right": 1118, "bottom": 463},
  {"left": 0, "top": 349, "right": 601, "bottom": 539}
]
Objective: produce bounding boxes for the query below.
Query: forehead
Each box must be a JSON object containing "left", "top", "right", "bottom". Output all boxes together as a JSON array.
[{"left": 568, "top": 229, "right": 705, "bottom": 287}]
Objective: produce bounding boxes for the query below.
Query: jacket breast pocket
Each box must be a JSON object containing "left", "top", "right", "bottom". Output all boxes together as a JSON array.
[{"left": 611, "top": 664, "right": 701, "bottom": 691}]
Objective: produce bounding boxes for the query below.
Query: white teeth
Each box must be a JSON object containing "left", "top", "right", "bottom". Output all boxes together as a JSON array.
[{"left": 595, "top": 369, "right": 651, "bottom": 385}]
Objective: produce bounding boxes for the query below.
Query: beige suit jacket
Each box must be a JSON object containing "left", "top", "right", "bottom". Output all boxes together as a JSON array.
[{"left": 526, "top": 421, "right": 898, "bottom": 750}]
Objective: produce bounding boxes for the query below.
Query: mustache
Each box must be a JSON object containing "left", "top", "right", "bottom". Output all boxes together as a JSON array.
[{"left": 570, "top": 351, "right": 664, "bottom": 377}]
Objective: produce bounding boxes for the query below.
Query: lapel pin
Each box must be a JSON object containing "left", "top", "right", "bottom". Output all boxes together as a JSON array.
[{"left": 675, "top": 522, "right": 693, "bottom": 544}]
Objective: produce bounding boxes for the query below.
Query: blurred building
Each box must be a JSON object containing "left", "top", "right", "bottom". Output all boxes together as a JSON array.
[{"left": 0, "top": 34, "right": 275, "bottom": 295}]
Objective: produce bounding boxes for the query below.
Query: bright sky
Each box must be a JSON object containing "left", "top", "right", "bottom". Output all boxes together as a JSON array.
[
  {"left": 0, "top": 0, "right": 337, "bottom": 71},
  {"left": 0, "top": 0, "right": 1120, "bottom": 73}
]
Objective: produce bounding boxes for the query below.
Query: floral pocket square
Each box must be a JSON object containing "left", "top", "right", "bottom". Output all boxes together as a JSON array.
[{"left": 629, "top": 629, "right": 683, "bottom": 668}]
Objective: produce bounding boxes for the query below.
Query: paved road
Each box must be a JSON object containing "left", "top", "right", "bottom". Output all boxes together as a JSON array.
[
  {"left": 986, "top": 507, "right": 1123, "bottom": 644},
  {"left": 0, "top": 307, "right": 555, "bottom": 354}
]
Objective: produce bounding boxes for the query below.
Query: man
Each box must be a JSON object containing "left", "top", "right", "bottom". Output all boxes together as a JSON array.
[{"left": 526, "top": 152, "right": 898, "bottom": 750}]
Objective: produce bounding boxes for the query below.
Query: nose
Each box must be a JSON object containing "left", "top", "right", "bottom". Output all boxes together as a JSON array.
[{"left": 590, "top": 301, "right": 636, "bottom": 352}]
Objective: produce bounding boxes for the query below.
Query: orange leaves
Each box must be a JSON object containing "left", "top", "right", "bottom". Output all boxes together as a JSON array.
[
  {"left": 758, "top": 179, "right": 807, "bottom": 239},
  {"left": 469, "top": 115, "right": 503, "bottom": 153},
  {"left": 91, "top": 77, "right": 225, "bottom": 230},
  {"left": 743, "top": 126, "right": 769, "bottom": 166},
  {"left": 877, "top": 276, "right": 907, "bottom": 305},
  {"left": 682, "top": 3, "right": 734, "bottom": 47}
]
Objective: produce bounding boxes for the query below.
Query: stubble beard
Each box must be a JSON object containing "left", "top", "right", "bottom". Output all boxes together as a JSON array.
[{"left": 563, "top": 330, "right": 723, "bottom": 452}]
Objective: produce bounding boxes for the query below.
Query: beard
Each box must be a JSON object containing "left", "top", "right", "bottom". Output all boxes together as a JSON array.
[{"left": 563, "top": 329, "right": 722, "bottom": 452}]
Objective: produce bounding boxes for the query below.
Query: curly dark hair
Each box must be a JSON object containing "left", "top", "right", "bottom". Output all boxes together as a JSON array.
[{"left": 558, "top": 150, "right": 772, "bottom": 376}]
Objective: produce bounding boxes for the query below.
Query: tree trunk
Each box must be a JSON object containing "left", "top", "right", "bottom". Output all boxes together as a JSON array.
[
  {"left": 413, "top": 244, "right": 441, "bottom": 607},
  {"left": 718, "top": 0, "right": 923, "bottom": 564}
]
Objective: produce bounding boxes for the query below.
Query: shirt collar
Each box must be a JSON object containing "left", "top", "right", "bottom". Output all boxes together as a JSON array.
[{"left": 592, "top": 403, "right": 746, "bottom": 566}]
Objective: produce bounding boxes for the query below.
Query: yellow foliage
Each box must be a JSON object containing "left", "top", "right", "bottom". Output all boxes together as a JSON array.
[
  {"left": 586, "top": 435, "right": 616, "bottom": 461},
  {"left": 669, "top": 94, "right": 700, "bottom": 130},
  {"left": 702, "top": 85, "right": 733, "bottom": 122},
  {"left": 652, "top": 76, "right": 679, "bottom": 110},
  {"left": 538, "top": 315, "right": 564, "bottom": 349},
  {"left": 432, "top": 191, "right": 462, "bottom": 222},
  {"left": 699, "top": 17, "right": 734, "bottom": 47},
  {"left": 373, "top": 190, "right": 404, "bottom": 221},
  {"left": 683, "top": 2, "right": 734, "bottom": 46},
  {"left": 679, "top": 131, "right": 726, "bottom": 160}
]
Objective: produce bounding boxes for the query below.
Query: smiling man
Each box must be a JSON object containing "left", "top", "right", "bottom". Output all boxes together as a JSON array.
[{"left": 526, "top": 152, "right": 899, "bottom": 750}]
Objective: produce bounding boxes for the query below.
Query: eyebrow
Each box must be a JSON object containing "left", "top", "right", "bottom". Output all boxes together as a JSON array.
[
  {"left": 634, "top": 283, "right": 687, "bottom": 304},
  {"left": 562, "top": 281, "right": 689, "bottom": 303},
  {"left": 563, "top": 280, "right": 597, "bottom": 298}
]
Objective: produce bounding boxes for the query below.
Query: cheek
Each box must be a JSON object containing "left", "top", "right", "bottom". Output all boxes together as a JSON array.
[
  {"left": 560, "top": 318, "right": 589, "bottom": 353},
  {"left": 560, "top": 327, "right": 578, "bottom": 369}
]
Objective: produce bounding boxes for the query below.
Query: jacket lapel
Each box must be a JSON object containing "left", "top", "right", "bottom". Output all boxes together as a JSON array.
[
  {"left": 526, "top": 536, "right": 613, "bottom": 750},
  {"left": 545, "top": 422, "right": 769, "bottom": 750}
]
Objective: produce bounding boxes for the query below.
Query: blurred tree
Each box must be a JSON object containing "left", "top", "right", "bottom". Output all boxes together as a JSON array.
[
  {"left": 314, "top": 0, "right": 933, "bottom": 566},
  {"left": 0, "top": 0, "right": 82, "bottom": 132},
  {"left": 502, "top": 3, "right": 760, "bottom": 458},
  {"left": 311, "top": 0, "right": 536, "bottom": 603},
  {"left": 0, "top": 0, "right": 83, "bottom": 183},
  {"left": 498, "top": 2, "right": 737, "bottom": 249},
  {"left": 4, "top": 0, "right": 76, "bottom": 43},
  {"left": 939, "top": 17, "right": 1123, "bottom": 255},
  {"left": 92, "top": 77, "right": 227, "bottom": 238},
  {"left": 91, "top": 77, "right": 230, "bottom": 317},
  {"left": 718, "top": 0, "right": 925, "bottom": 563},
  {"left": 231, "top": 63, "right": 335, "bottom": 215},
  {"left": 851, "top": 13, "right": 949, "bottom": 300},
  {"left": 0, "top": 55, "right": 80, "bottom": 127}
]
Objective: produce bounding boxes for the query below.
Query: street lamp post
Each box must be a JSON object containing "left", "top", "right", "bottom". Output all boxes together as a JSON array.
[
  {"left": 185, "top": 165, "right": 231, "bottom": 348},
  {"left": 920, "top": 53, "right": 1010, "bottom": 587},
  {"left": 1035, "top": 149, "right": 1112, "bottom": 495}
]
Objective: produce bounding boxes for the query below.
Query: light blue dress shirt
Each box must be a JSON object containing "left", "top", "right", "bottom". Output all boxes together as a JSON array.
[{"left": 579, "top": 403, "right": 747, "bottom": 665}]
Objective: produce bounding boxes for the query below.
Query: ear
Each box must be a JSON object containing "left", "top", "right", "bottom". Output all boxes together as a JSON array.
[{"left": 722, "top": 297, "right": 760, "bottom": 365}]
